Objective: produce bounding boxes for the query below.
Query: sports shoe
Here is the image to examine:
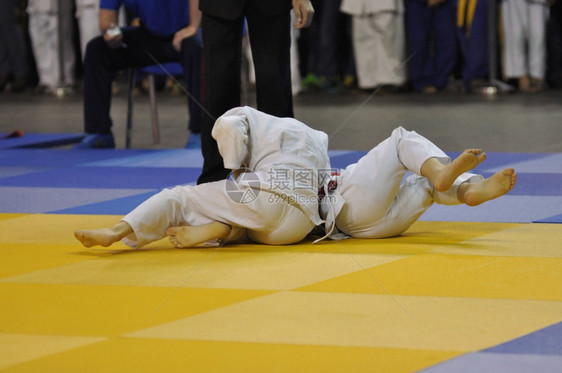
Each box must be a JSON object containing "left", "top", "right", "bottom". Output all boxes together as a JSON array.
[
  {"left": 73, "top": 134, "right": 115, "bottom": 149},
  {"left": 185, "top": 132, "right": 201, "bottom": 149}
]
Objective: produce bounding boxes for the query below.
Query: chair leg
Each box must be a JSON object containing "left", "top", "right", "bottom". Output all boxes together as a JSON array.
[
  {"left": 126, "top": 68, "right": 135, "bottom": 149},
  {"left": 147, "top": 74, "right": 160, "bottom": 144}
]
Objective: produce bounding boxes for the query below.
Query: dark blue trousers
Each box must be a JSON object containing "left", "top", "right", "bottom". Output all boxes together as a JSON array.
[
  {"left": 457, "top": 0, "right": 490, "bottom": 91},
  {"left": 547, "top": 1, "right": 562, "bottom": 88},
  {"left": 406, "top": 0, "right": 458, "bottom": 91},
  {"left": 0, "top": 0, "right": 29, "bottom": 81},
  {"left": 315, "top": 0, "right": 355, "bottom": 79}
]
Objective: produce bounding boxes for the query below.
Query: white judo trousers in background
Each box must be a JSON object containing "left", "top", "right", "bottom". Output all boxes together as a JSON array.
[
  {"left": 75, "top": 0, "right": 101, "bottom": 58},
  {"left": 27, "top": 0, "right": 75, "bottom": 88},
  {"left": 122, "top": 106, "right": 330, "bottom": 248},
  {"left": 27, "top": 0, "right": 100, "bottom": 89},
  {"left": 340, "top": 0, "right": 406, "bottom": 89},
  {"left": 501, "top": 0, "right": 550, "bottom": 80},
  {"left": 333, "top": 127, "right": 482, "bottom": 239}
]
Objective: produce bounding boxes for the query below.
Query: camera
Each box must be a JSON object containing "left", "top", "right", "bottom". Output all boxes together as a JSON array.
[
  {"left": 105, "top": 26, "right": 122, "bottom": 38},
  {"left": 104, "top": 26, "right": 125, "bottom": 49}
]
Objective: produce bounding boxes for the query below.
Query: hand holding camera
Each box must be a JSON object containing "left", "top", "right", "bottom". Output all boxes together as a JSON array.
[{"left": 104, "top": 25, "right": 125, "bottom": 49}]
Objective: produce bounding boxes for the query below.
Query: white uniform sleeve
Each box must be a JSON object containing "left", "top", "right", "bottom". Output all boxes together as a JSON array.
[{"left": 211, "top": 115, "right": 250, "bottom": 170}]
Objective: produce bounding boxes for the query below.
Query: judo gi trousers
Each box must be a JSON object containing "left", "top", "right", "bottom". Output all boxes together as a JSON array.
[
  {"left": 121, "top": 179, "right": 316, "bottom": 248},
  {"left": 335, "top": 127, "right": 482, "bottom": 238},
  {"left": 75, "top": 0, "right": 100, "bottom": 59},
  {"left": 501, "top": 0, "right": 549, "bottom": 79},
  {"left": 352, "top": 12, "right": 407, "bottom": 88},
  {"left": 27, "top": 0, "right": 76, "bottom": 88}
]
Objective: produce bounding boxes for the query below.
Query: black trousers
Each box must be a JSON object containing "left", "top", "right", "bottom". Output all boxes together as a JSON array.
[
  {"left": 547, "top": 1, "right": 562, "bottom": 88},
  {"left": 197, "top": 6, "right": 293, "bottom": 184},
  {"left": 315, "top": 0, "right": 355, "bottom": 79},
  {"left": 83, "top": 26, "right": 202, "bottom": 135},
  {"left": 0, "top": 0, "right": 29, "bottom": 81}
]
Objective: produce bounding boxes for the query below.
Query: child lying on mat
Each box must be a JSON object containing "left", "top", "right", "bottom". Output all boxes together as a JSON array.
[{"left": 75, "top": 107, "right": 517, "bottom": 249}]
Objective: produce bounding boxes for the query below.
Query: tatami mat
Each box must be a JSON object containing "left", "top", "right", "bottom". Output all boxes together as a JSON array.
[
  {"left": 0, "top": 133, "right": 84, "bottom": 149},
  {"left": 1, "top": 148, "right": 561, "bottom": 221},
  {"left": 0, "top": 148, "right": 561, "bottom": 372}
]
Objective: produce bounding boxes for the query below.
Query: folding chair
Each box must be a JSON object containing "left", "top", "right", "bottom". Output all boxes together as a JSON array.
[{"left": 125, "top": 62, "right": 183, "bottom": 148}]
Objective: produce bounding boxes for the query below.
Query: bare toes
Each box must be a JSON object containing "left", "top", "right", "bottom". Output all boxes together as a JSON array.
[
  {"left": 476, "top": 152, "right": 486, "bottom": 164},
  {"left": 168, "top": 235, "right": 183, "bottom": 248},
  {"left": 467, "top": 149, "right": 486, "bottom": 164}
]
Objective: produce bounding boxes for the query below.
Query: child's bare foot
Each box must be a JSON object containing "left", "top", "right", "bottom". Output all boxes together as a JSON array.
[
  {"left": 433, "top": 149, "right": 487, "bottom": 191},
  {"left": 167, "top": 222, "right": 232, "bottom": 248},
  {"left": 74, "top": 228, "right": 120, "bottom": 248},
  {"left": 459, "top": 168, "right": 517, "bottom": 206},
  {"left": 167, "top": 226, "right": 199, "bottom": 248},
  {"left": 74, "top": 222, "right": 133, "bottom": 248}
]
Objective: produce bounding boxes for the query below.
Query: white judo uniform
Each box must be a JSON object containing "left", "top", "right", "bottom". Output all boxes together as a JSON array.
[
  {"left": 501, "top": 0, "right": 550, "bottom": 80},
  {"left": 27, "top": 0, "right": 75, "bottom": 89},
  {"left": 121, "top": 106, "right": 331, "bottom": 248},
  {"left": 27, "top": 0, "right": 100, "bottom": 90},
  {"left": 340, "top": 0, "right": 406, "bottom": 89},
  {"left": 322, "top": 127, "right": 483, "bottom": 239}
]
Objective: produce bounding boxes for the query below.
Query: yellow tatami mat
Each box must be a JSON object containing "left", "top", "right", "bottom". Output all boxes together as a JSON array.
[{"left": 1, "top": 213, "right": 561, "bottom": 372}]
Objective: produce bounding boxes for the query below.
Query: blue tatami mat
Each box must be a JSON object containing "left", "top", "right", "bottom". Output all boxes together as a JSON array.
[
  {"left": 51, "top": 190, "right": 157, "bottom": 215},
  {"left": 0, "top": 148, "right": 189, "bottom": 167},
  {"left": 423, "top": 322, "right": 562, "bottom": 373},
  {"left": 0, "top": 186, "right": 155, "bottom": 214},
  {"left": 0, "top": 148, "right": 203, "bottom": 215},
  {"left": 0, "top": 149, "right": 561, "bottom": 223},
  {"left": 0, "top": 166, "right": 199, "bottom": 189},
  {"left": 0, "top": 133, "right": 84, "bottom": 149},
  {"left": 485, "top": 321, "right": 562, "bottom": 355},
  {"left": 422, "top": 352, "right": 562, "bottom": 373}
]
